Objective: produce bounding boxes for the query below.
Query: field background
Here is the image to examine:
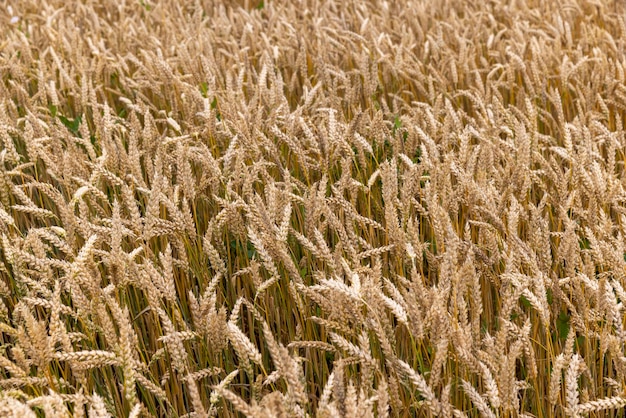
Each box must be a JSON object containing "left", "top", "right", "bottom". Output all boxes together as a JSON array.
[{"left": 1, "top": 0, "right": 626, "bottom": 417}]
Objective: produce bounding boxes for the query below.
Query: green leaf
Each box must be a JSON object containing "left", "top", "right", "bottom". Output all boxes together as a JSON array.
[
  {"left": 413, "top": 147, "right": 422, "bottom": 163},
  {"left": 211, "top": 97, "right": 221, "bottom": 120},
  {"left": 556, "top": 311, "right": 570, "bottom": 341},
  {"left": 58, "top": 113, "right": 82, "bottom": 136},
  {"left": 579, "top": 237, "right": 591, "bottom": 250},
  {"left": 519, "top": 295, "right": 531, "bottom": 309},
  {"left": 393, "top": 115, "right": 402, "bottom": 133},
  {"left": 199, "top": 82, "right": 208, "bottom": 98},
  {"left": 231, "top": 239, "right": 257, "bottom": 259}
]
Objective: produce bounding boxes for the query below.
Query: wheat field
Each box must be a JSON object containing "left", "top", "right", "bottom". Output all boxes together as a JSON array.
[{"left": 1, "top": 0, "right": 626, "bottom": 416}]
